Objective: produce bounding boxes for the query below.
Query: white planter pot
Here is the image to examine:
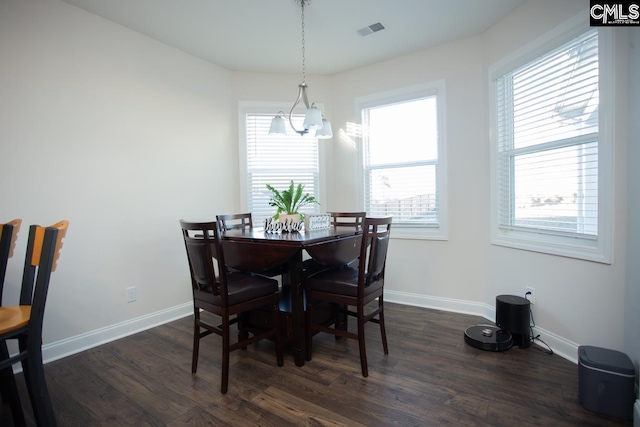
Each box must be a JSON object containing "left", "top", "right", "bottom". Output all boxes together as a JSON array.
[{"left": 278, "top": 214, "right": 300, "bottom": 223}]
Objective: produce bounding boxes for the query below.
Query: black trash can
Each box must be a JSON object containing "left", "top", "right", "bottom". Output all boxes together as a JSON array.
[{"left": 578, "top": 345, "right": 635, "bottom": 421}]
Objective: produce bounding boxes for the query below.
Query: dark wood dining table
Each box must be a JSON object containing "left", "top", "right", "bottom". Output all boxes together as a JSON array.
[{"left": 221, "top": 225, "right": 362, "bottom": 366}]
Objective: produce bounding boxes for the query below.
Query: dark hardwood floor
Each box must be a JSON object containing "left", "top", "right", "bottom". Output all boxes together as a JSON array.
[{"left": 1, "top": 303, "right": 633, "bottom": 426}]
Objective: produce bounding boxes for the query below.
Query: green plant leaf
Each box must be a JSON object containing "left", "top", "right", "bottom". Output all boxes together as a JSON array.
[{"left": 266, "top": 180, "right": 319, "bottom": 218}]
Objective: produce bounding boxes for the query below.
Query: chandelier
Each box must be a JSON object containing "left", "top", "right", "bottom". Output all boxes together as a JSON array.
[{"left": 269, "top": 0, "right": 333, "bottom": 139}]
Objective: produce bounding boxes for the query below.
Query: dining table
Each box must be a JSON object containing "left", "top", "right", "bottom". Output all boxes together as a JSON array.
[{"left": 221, "top": 224, "right": 362, "bottom": 366}]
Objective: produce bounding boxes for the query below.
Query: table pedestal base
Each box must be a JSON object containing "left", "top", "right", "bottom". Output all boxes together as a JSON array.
[{"left": 240, "top": 290, "right": 340, "bottom": 366}]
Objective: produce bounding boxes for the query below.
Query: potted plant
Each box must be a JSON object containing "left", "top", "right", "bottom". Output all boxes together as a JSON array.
[{"left": 266, "top": 180, "right": 319, "bottom": 222}]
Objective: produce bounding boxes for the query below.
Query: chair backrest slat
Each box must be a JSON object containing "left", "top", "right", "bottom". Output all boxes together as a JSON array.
[
  {"left": 330, "top": 212, "right": 365, "bottom": 229},
  {"left": 20, "top": 221, "right": 69, "bottom": 321},
  {"left": 50, "top": 220, "right": 69, "bottom": 272},
  {"left": 359, "top": 216, "right": 392, "bottom": 290},
  {"left": 1, "top": 219, "right": 22, "bottom": 261},
  {"left": 1, "top": 219, "right": 22, "bottom": 305},
  {"left": 216, "top": 213, "right": 253, "bottom": 232},
  {"left": 180, "top": 220, "right": 226, "bottom": 303}
]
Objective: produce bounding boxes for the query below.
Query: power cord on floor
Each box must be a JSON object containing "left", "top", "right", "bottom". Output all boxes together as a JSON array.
[{"left": 525, "top": 291, "right": 554, "bottom": 355}]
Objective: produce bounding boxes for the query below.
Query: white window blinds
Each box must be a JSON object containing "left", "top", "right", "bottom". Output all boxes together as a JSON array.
[
  {"left": 245, "top": 113, "right": 320, "bottom": 225},
  {"left": 496, "top": 29, "right": 599, "bottom": 239},
  {"left": 363, "top": 97, "right": 440, "bottom": 227}
]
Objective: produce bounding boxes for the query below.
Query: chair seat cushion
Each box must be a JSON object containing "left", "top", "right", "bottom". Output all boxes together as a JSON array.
[
  {"left": 0, "top": 306, "right": 30, "bottom": 335},
  {"left": 307, "top": 267, "right": 383, "bottom": 297},
  {"left": 195, "top": 272, "right": 278, "bottom": 306}
]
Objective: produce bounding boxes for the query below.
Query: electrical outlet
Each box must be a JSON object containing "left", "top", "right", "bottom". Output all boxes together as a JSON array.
[
  {"left": 126, "top": 286, "right": 137, "bottom": 303},
  {"left": 525, "top": 286, "right": 535, "bottom": 305}
]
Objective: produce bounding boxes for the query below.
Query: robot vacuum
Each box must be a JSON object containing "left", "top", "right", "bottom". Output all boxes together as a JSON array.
[{"left": 464, "top": 325, "right": 513, "bottom": 352}]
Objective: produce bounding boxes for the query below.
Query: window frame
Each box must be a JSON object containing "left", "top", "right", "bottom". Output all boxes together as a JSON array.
[
  {"left": 238, "top": 101, "right": 327, "bottom": 225},
  {"left": 489, "top": 16, "right": 614, "bottom": 264},
  {"left": 355, "top": 81, "right": 448, "bottom": 240}
]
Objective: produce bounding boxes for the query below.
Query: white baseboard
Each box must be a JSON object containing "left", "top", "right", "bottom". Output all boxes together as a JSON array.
[
  {"left": 42, "top": 302, "right": 192, "bottom": 365},
  {"left": 385, "top": 290, "right": 580, "bottom": 364},
  {"left": 19, "top": 292, "right": 578, "bottom": 370}
]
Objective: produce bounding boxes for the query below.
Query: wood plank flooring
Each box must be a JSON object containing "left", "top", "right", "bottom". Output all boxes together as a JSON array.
[{"left": 1, "top": 303, "right": 633, "bottom": 426}]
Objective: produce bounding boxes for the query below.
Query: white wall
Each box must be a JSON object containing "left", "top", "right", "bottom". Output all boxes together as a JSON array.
[
  {"left": 328, "top": 0, "right": 633, "bottom": 362},
  {"left": 1, "top": 0, "right": 635, "bottom": 368},
  {"left": 329, "top": 36, "right": 489, "bottom": 307},
  {"left": 485, "top": 4, "right": 631, "bottom": 360},
  {"left": 625, "top": 29, "right": 640, "bottom": 382},
  {"left": 0, "top": 0, "right": 235, "bottom": 355}
]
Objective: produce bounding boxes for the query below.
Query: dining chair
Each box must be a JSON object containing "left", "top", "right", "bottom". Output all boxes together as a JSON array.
[
  {"left": 1, "top": 219, "right": 22, "bottom": 305},
  {"left": 217, "top": 212, "right": 287, "bottom": 280},
  {"left": 179, "top": 220, "right": 283, "bottom": 394},
  {"left": 0, "top": 218, "right": 22, "bottom": 425},
  {"left": 216, "top": 213, "right": 253, "bottom": 232},
  {"left": 302, "top": 212, "right": 367, "bottom": 339},
  {"left": 329, "top": 211, "right": 366, "bottom": 228},
  {"left": 0, "top": 220, "right": 69, "bottom": 427},
  {"left": 304, "top": 216, "right": 392, "bottom": 377}
]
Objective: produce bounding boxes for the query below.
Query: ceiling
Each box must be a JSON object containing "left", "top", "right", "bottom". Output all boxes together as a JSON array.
[{"left": 60, "top": 0, "right": 527, "bottom": 75}]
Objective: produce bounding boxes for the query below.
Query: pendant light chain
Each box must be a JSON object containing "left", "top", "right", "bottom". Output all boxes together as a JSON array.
[
  {"left": 300, "top": 0, "right": 307, "bottom": 84},
  {"left": 269, "top": 0, "right": 332, "bottom": 138}
]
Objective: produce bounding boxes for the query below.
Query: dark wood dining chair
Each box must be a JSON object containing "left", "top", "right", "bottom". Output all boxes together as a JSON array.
[
  {"left": 217, "top": 212, "right": 287, "bottom": 279},
  {"left": 302, "top": 212, "right": 367, "bottom": 338},
  {"left": 329, "top": 211, "right": 366, "bottom": 228},
  {"left": 216, "top": 213, "right": 253, "bottom": 232},
  {"left": 179, "top": 220, "right": 283, "bottom": 394},
  {"left": 304, "top": 216, "right": 392, "bottom": 377},
  {"left": 1, "top": 219, "right": 22, "bottom": 306},
  {"left": 0, "top": 220, "right": 69, "bottom": 427}
]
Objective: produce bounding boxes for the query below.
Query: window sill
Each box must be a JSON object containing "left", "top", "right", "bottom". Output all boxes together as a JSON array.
[{"left": 491, "top": 228, "right": 611, "bottom": 264}]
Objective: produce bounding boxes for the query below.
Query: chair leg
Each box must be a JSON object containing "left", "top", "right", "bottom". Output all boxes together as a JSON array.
[
  {"left": 304, "top": 297, "right": 313, "bottom": 361},
  {"left": 0, "top": 344, "right": 26, "bottom": 427},
  {"left": 191, "top": 311, "right": 200, "bottom": 373},
  {"left": 272, "top": 302, "right": 283, "bottom": 367},
  {"left": 22, "top": 341, "right": 57, "bottom": 426},
  {"left": 221, "top": 314, "right": 230, "bottom": 394},
  {"left": 334, "top": 303, "right": 347, "bottom": 340},
  {"left": 357, "top": 305, "right": 368, "bottom": 377},
  {"left": 378, "top": 297, "right": 389, "bottom": 355},
  {"left": 238, "top": 312, "right": 249, "bottom": 350}
]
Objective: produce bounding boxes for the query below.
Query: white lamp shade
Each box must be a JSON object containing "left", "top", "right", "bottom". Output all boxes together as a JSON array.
[
  {"left": 315, "top": 118, "right": 333, "bottom": 139},
  {"left": 269, "top": 115, "right": 287, "bottom": 135},
  {"left": 303, "top": 105, "right": 323, "bottom": 130}
]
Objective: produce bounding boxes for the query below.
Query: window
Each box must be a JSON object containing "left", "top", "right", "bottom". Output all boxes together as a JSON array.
[
  {"left": 239, "top": 103, "right": 323, "bottom": 226},
  {"left": 357, "top": 81, "right": 447, "bottom": 240},
  {"left": 490, "top": 25, "right": 613, "bottom": 263}
]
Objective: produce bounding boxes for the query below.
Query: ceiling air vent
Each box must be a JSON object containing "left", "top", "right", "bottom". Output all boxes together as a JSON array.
[{"left": 357, "top": 22, "right": 385, "bottom": 37}]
